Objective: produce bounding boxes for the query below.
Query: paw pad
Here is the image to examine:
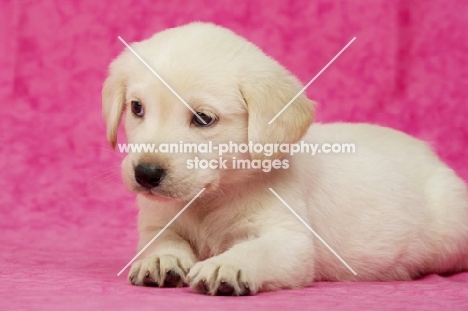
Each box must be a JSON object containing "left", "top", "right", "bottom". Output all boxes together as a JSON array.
[
  {"left": 217, "top": 281, "right": 234, "bottom": 296},
  {"left": 164, "top": 270, "right": 181, "bottom": 287}
]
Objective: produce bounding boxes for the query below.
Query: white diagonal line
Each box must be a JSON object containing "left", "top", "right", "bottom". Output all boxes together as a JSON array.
[
  {"left": 268, "top": 188, "right": 357, "bottom": 276},
  {"left": 117, "top": 188, "right": 206, "bottom": 276},
  {"left": 117, "top": 36, "right": 207, "bottom": 125},
  {"left": 268, "top": 37, "right": 356, "bottom": 124}
]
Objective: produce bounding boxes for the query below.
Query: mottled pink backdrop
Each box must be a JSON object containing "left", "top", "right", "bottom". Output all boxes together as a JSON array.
[{"left": 1, "top": 0, "right": 467, "bottom": 310}]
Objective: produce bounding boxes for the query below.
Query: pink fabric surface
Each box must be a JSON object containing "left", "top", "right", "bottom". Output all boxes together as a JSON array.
[{"left": 1, "top": 0, "right": 467, "bottom": 310}]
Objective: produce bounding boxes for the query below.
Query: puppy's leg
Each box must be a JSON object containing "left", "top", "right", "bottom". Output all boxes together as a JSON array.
[
  {"left": 129, "top": 229, "right": 197, "bottom": 288},
  {"left": 186, "top": 227, "right": 314, "bottom": 295}
]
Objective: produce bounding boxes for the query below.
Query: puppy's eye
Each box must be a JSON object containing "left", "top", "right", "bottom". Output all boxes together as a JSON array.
[
  {"left": 131, "top": 101, "right": 144, "bottom": 117},
  {"left": 192, "top": 112, "right": 216, "bottom": 127}
]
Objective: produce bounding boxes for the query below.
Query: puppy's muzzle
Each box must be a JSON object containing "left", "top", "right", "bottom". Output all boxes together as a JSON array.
[{"left": 134, "top": 163, "right": 165, "bottom": 189}]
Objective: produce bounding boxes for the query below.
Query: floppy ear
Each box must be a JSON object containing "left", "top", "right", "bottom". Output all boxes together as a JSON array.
[
  {"left": 102, "top": 66, "right": 126, "bottom": 148},
  {"left": 240, "top": 67, "right": 315, "bottom": 160}
]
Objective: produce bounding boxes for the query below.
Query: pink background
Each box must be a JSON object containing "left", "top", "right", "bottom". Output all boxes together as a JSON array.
[{"left": 1, "top": 0, "right": 467, "bottom": 310}]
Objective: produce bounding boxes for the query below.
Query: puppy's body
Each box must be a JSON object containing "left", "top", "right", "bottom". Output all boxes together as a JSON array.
[
  {"left": 102, "top": 23, "right": 468, "bottom": 295},
  {"left": 135, "top": 123, "right": 468, "bottom": 290}
]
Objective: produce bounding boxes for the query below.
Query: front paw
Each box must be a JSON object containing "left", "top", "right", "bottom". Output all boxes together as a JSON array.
[
  {"left": 128, "top": 254, "right": 193, "bottom": 288},
  {"left": 186, "top": 258, "right": 253, "bottom": 296}
]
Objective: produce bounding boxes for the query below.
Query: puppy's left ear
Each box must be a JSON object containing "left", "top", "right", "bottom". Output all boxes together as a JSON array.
[
  {"left": 102, "top": 64, "right": 126, "bottom": 148},
  {"left": 240, "top": 67, "right": 315, "bottom": 160}
]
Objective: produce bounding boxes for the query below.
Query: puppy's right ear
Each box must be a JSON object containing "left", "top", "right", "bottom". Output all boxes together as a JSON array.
[{"left": 102, "top": 65, "right": 126, "bottom": 148}]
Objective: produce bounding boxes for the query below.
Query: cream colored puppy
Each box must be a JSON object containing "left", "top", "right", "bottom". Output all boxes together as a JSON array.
[{"left": 102, "top": 22, "right": 468, "bottom": 295}]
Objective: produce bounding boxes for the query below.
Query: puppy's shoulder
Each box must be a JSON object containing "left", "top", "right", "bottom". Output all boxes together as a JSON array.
[{"left": 305, "top": 122, "right": 430, "bottom": 152}]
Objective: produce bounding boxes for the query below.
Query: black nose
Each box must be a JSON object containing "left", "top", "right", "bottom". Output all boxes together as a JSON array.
[{"left": 134, "top": 163, "right": 165, "bottom": 188}]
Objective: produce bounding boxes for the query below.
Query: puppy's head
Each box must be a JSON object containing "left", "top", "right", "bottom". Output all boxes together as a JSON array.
[{"left": 102, "top": 23, "right": 314, "bottom": 201}]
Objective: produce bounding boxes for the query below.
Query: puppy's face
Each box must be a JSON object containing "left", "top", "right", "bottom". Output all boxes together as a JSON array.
[
  {"left": 117, "top": 57, "right": 250, "bottom": 200},
  {"left": 102, "top": 23, "right": 314, "bottom": 201}
]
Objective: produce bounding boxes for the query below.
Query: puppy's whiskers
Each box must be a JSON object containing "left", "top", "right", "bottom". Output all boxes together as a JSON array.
[
  {"left": 91, "top": 146, "right": 126, "bottom": 159},
  {"left": 88, "top": 168, "right": 121, "bottom": 186}
]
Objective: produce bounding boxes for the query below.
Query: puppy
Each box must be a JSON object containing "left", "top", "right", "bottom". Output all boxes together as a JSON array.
[{"left": 102, "top": 22, "right": 468, "bottom": 295}]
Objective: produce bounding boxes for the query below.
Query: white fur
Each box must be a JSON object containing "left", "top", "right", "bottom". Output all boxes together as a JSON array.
[{"left": 102, "top": 22, "right": 468, "bottom": 295}]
